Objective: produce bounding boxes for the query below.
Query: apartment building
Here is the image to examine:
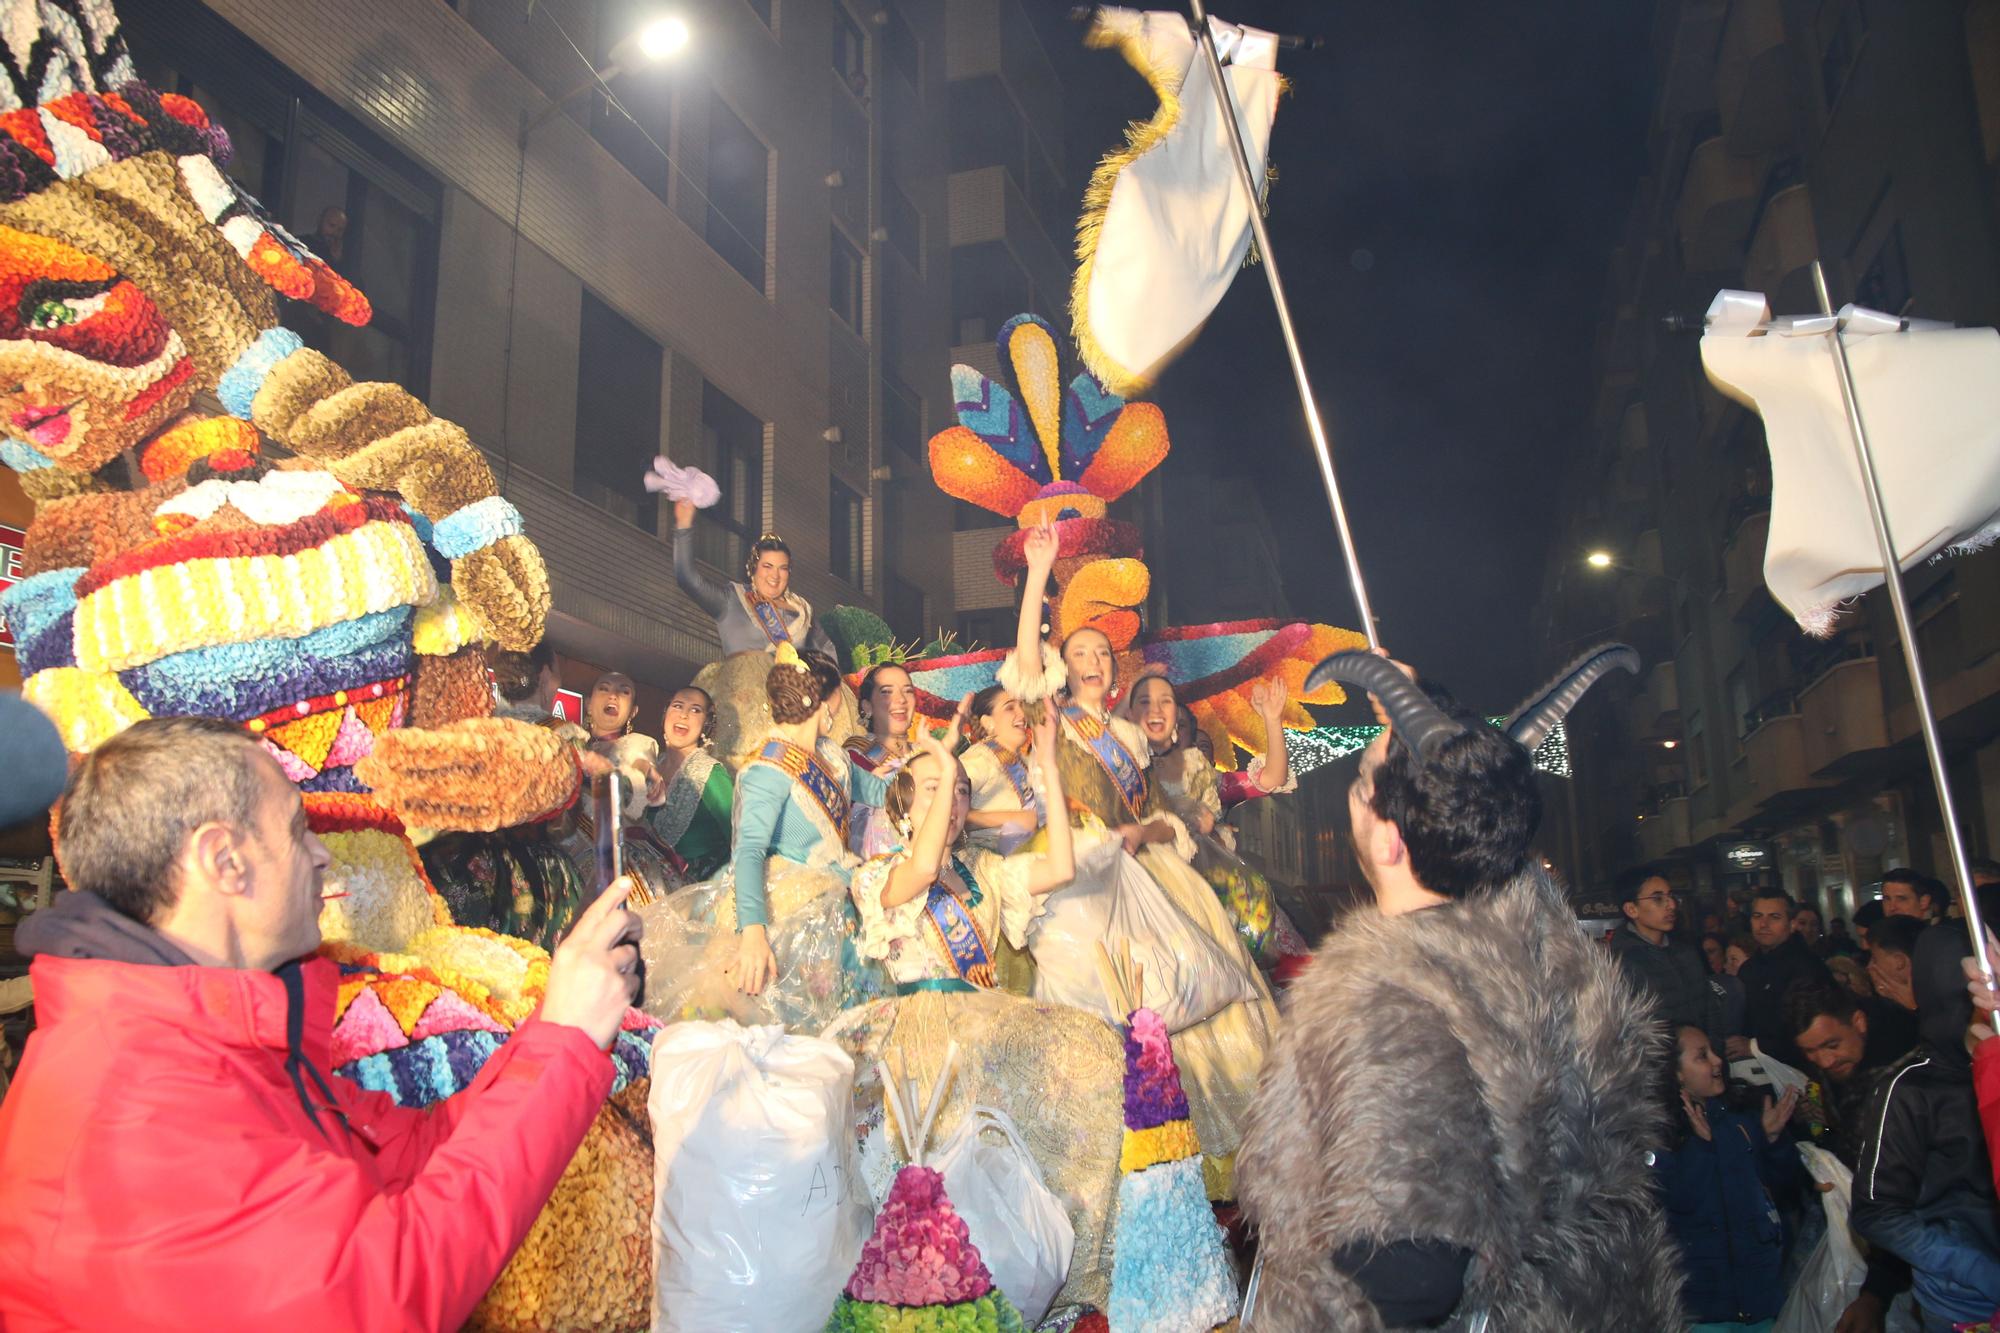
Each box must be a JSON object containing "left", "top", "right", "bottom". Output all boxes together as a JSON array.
[
  {"left": 1540, "top": 0, "right": 2000, "bottom": 919},
  {"left": 86, "top": 0, "right": 957, "bottom": 719}
]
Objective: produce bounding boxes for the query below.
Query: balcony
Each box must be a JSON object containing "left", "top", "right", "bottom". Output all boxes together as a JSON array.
[
  {"left": 1678, "top": 137, "right": 1762, "bottom": 273},
  {"left": 948, "top": 339, "right": 1001, "bottom": 382},
  {"left": 1743, "top": 184, "right": 1819, "bottom": 316},
  {"left": 1717, "top": 0, "right": 1796, "bottom": 156},
  {"left": 1724, "top": 508, "right": 1771, "bottom": 619},
  {"left": 1646, "top": 661, "right": 1682, "bottom": 731},
  {"left": 1638, "top": 794, "right": 1694, "bottom": 861},
  {"left": 1743, "top": 711, "right": 1830, "bottom": 813},
  {"left": 1800, "top": 651, "right": 1889, "bottom": 777}
]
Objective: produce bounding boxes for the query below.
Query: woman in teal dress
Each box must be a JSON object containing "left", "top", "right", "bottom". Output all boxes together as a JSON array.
[
  {"left": 639, "top": 645, "right": 895, "bottom": 1031},
  {"left": 640, "top": 686, "right": 735, "bottom": 881}
]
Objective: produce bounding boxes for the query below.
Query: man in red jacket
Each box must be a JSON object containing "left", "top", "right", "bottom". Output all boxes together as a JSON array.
[{"left": 0, "top": 716, "right": 642, "bottom": 1331}]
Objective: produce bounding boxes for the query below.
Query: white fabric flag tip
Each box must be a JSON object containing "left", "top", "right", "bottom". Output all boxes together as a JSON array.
[
  {"left": 1700, "top": 289, "right": 2000, "bottom": 636},
  {"left": 1072, "top": 8, "right": 1282, "bottom": 397}
]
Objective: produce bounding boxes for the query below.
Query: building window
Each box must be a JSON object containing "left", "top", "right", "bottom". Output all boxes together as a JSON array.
[
  {"left": 950, "top": 76, "right": 1026, "bottom": 183},
  {"left": 882, "top": 370, "right": 924, "bottom": 461},
  {"left": 707, "top": 95, "right": 769, "bottom": 290},
  {"left": 886, "top": 572, "right": 925, "bottom": 643},
  {"left": 831, "top": 96, "right": 869, "bottom": 201},
  {"left": 952, "top": 243, "right": 1031, "bottom": 346},
  {"left": 592, "top": 0, "right": 674, "bottom": 203},
  {"left": 698, "top": 383, "right": 765, "bottom": 573},
  {"left": 740, "top": 0, "right": 773, "bottom": 29},
  {"left": 830, "top": 479, "right": 865, "bottom": 585},
  {"left": 123, "top": 4, "right": 440, "bottom": 398},
  {"left": 1686, "top": 710, "right": 1709, "bottom": 789},
  {"left": 886, "top": 182, "right": 922, "bottom": 269},
  {"left": 574, "top": 292, "right": 664, "bottom": 533},
  {"left": 832, "top": 5, "right": 868, "bottom": 100},
  {"left": 882, "top": 5, "right": 920, "bottom": 86},
  {"left": 1856, "top": 221, "right": 1911, "bottom": 316},
  {"left": 831, "top": 227, "right": 866, "bottom": 331}
]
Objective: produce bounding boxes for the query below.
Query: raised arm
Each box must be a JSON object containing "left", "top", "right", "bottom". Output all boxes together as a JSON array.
[
  {"left": 672, "top": 499, "right": 731, "bottom": 621},
  {"left": 1023, "top": 705, "right": 1074, "bottom": 895},
  {"left": 1013, "top": 521, "right": 1059, "bottom": 685},
  {"left": 1251, "top": 676, "right": 1291, "bottom": 794},
  {"left": 880, "top": 731, "right": 960, "bottom": 911}
]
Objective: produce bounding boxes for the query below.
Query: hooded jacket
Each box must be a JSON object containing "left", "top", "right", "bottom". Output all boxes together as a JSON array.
[
  {"left": 1237, "top": 871, "right": 1684, "bottom": 1331},
  {"left": 0, "top": 891, "right": 613, "bottom": 1332},
  {"left": 1850, "top": 922, "right": 2000, "bottom": 1326}
]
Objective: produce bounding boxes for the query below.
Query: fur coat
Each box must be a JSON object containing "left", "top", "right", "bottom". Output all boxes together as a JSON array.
[{"left": 1237, "top": 871, "right": 1684, "bottom": 1331}]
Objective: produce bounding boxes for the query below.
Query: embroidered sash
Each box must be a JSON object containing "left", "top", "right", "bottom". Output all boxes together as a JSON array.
[
  {"left": 748, "top": 594, "right": 793, "bottom": 648},
  {"left": 984, "top": 742, "right": 1034, "bottom": 810},
  {"left": 922, "top": 870, "right": 994, "bottom": 986},
  {"left": 755, "top": 738, "right": 849, "bottom": 845},
  {"left": 1063, "top": 704, "right": 1148, "bottom": 821}
]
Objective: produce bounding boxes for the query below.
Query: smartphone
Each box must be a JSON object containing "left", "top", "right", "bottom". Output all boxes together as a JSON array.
[{"left": 593, "top": 770, "right": 624, "bottom": 897}]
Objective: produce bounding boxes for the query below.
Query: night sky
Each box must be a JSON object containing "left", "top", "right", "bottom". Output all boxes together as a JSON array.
[{"left": 1030, "top": 2, "right": 1656, "bottom": 714}]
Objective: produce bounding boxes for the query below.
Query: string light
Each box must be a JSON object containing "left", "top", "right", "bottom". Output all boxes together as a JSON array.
[{"left": 1283, "top": 719, "right": 1570, "bottom": 779}]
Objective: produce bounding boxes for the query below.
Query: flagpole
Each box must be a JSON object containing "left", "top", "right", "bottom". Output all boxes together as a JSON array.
[
  {"left": 1808, "top": 260, "right": 1994, "bottom": 985},
  {"left": 1183, "top": 0, "right": 1382, "bottom": 652}
]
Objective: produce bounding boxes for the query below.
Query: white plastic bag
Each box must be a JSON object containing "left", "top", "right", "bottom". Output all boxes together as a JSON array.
[
  {"left": 1731, "top": 1041, "right": 1813, "bottom": 1099},
  {"left": 1031, "top": 835, "right": 1256, "bottom": 1031},
  {"left": 648, "top": 1021, "right": 873, "bottom": 1332},
  {"left": 932, "top": 1105, "right": 1077, "bottom": 1327},
  {"left": 1774, "top": 1143, "right": 1863, "bottom": 1333}
]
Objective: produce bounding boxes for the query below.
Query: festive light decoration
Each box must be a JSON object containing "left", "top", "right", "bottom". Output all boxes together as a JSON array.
[{"left": 1283, "top": 718, "right": 1572, "bottom": 779}]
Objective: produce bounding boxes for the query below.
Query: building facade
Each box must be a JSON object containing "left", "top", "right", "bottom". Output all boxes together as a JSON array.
[
  {"left": 88, "top": 0, "right": 960, "bottom": 720},
  {"left": 1541, "top": 0, "right": 2000, "bottom": 920}
]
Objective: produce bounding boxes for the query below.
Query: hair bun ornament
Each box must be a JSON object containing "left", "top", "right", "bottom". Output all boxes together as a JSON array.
[
  {"left": 641, "top": 458, "right": 720, "bottom": 507},
  {"left": 773, "top": 641, "right": 809, "bottom": 674}
]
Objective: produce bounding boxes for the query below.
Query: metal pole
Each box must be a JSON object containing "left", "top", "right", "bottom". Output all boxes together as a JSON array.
[
  {"left": 1809, "top": 261, "right": 1993, "bottom": 984},
  {"left": 1183, "top": 0, "right": 1382, "bottom": 651}
]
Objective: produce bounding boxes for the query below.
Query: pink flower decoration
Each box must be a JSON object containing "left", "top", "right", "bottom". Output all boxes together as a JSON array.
[
  {"left": 843, "top": 1166, "right": 994, "bottom": 1306},
  {"left": 330, "top": 987, "right": 408, "bottom": 1065}
]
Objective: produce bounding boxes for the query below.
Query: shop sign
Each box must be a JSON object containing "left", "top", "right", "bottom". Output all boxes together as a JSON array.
[
  {"left": 0, "top": 522, "right": 23, "bottom": 650},
  {"left": 1721, "top": 840, "right": 1772, "bottom": 871},
  {"left": 553, "top": 688, "right": 582, "bottom": 723}
]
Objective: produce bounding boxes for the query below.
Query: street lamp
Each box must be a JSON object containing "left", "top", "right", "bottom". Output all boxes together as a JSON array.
[
  {"left": 522, "top": 13, "right": 691, "bottom": 141},
  {"left": 1585, "top": 550, "right": 1614, "bottom": 569}
]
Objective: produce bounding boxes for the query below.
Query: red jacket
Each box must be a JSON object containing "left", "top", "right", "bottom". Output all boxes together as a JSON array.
[
  {"left": 0, "top": 954, "right": 611, "bottom": 1331},
  {"left": 1977, "top": 1035, "right": 2000, "bottom": 1197}
]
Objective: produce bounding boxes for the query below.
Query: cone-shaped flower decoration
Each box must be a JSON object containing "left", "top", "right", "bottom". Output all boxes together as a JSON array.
[
  {"left": 1105, "top": 962, "right": 1235, "bottom": 1331},
  {"left": 827, "top": 1045, "right": 1029, "bottom": 1333}
]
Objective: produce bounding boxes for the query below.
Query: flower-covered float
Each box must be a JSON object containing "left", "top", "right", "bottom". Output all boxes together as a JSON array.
[
  {"left": 906, "top": 313, "right": 1366, "bottom": 769},
  {"left": 1, "top": 4, "right": 652, "bottom": 1327}
]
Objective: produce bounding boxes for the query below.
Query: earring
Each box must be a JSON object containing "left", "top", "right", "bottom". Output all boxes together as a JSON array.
[
  {"left": 896, "top": 816, "right": 913, "bottom": 838},
  {"left": 623, "top": 718, "right": 632, "bottom": 736}
]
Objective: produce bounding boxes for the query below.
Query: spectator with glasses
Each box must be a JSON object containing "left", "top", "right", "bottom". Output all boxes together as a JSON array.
[{"left": 1610, "top": 867, "right": 1725, "bottom": 1054}]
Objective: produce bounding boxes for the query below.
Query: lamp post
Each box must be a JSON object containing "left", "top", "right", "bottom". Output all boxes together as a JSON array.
[{"left": 520, "top": 14, "right": 691, "bottom": 144}]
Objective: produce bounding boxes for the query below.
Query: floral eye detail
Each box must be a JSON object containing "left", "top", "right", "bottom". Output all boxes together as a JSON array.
[{"left": 20, "top": 283, "right": 110, "bottom": 331}]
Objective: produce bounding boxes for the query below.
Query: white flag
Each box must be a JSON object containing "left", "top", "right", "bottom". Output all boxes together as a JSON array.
[
  {"left": 1700, "top": 289, "right": 2000, "bottom": 635},
  {"left": 1072, "top": 8, "right": 1281, "bottom": 396}
]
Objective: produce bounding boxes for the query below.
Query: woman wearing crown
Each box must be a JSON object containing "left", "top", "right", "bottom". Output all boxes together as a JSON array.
[
  {"left": 638, "top": 643, "right": 898, "bottom": 1032},
  {"left": 1002, "top": 521, "right": 1279, "bottom": 1199}
]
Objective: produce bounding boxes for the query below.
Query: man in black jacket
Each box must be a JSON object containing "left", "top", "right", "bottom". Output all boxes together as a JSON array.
[
  {"left": 1852, "top": 925, "right": 2000, "bottom": 1330},
  {"left": 1608, "top": 866, "right": 1723, "bottom": 1048},
  {"left": 1738, "top": 888, "right": 1835, "bottom": 1072},
  {"left": 1785, "top": 977, "right": 1917, "bottom": 1332}
]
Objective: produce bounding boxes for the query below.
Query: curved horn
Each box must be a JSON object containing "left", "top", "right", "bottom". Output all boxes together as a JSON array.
[
  {"left": 1305, "top": 652, "right": 1465, "bottom": 760},
  {"left": 1505, "top": 643, "right": 1641, "bottom": 750}
]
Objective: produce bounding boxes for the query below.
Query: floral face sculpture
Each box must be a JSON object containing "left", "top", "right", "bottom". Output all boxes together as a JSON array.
[{"left": 1, "top": 7, "right": 651, "bottom": 1325}]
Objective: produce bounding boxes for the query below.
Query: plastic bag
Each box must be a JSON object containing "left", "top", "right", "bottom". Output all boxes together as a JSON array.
[
  {"left": 1730, "top": 1042, "right": 1812, "bottom": 1098},
  {"left": 1774, "top": 1143, "right": 1864, "bottom": 1333},
  {"left": 648, "top": 1021, "right": 873, "bottom": 1332},
  {"left": 1030, "top": 835, "right": 1257, "bottom": 1032},
  {"left": 932, "top": 1105, "right": 1077, "bottom": 1327}
]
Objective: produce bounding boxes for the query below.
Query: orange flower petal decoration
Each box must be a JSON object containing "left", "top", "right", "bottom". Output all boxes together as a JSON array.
[
  {"left": 1074, "top": 400, "right": 1169, "bottom": 503},
  {"left": 305, "top": 257, "right": 372, "bottom": 327},
  {"left": 927, "top": 425, "right": 1043, "bottom": 519},
  {"left": 245, "top": 230, "right": 316, "bottom": 301}
]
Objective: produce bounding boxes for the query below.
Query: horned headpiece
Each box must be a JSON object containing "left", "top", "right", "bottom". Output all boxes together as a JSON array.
[{"left": 1306, "top": 644, "right": 1641, "bottom": 760}]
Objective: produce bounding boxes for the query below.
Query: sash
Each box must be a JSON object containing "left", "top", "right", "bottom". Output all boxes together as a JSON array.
[
  {"left": 754, "top": 738, "right": 849, "bottom": 845},
  {"left": 748, "top": 594, "right": 793, "bottom": 648},
  {"left": 922, "top": 871, "right": 994, "bottom": 987},
  {"left": 983, "top": 742, "right": 1033, "bottom": 809},
  {"left": 1062, "top": 704, "right": 1148, "bottom": 821}
]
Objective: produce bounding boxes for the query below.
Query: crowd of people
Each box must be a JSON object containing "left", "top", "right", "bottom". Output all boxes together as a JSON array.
[{"left": 1609, "top": 858, "right": 2000, "bottom": 1331}]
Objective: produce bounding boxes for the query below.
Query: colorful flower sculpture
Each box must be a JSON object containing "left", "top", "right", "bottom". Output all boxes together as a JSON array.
[
  {"left": 0, "top": 5, "right": 647, "bottom": 1327},
  {"left": 1108, "top": 1007, "right": 1235, "bottom": 1333},
  {"left": 918, "top": 314, "right": 1365, "bottom": 767}
]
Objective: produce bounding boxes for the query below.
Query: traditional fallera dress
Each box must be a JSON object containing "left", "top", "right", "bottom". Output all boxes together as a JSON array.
[
  {"left": 638, "top": 736, "right": 890, "bottom": 1032},
  {"left": 640, "top": 747, "right": 734, "bottom": 882},
  {"left": 675, "top": 538, "right": 852, "bottom": 769},
  {"left": 821, "top": 843, "right": 1127, "bottom": 1311},
  {"left": 845, "top": 735, "right": 914, "bottom": 858},
  {"left": 1152, "top": 746, "right": 1299, "bottom": 966},
  {"left": 962, "top": 740, "right": 1044, "bottom": 855},
  {"left": 1001, "top": 648, "right": 1279, "bottom": 1199}
]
